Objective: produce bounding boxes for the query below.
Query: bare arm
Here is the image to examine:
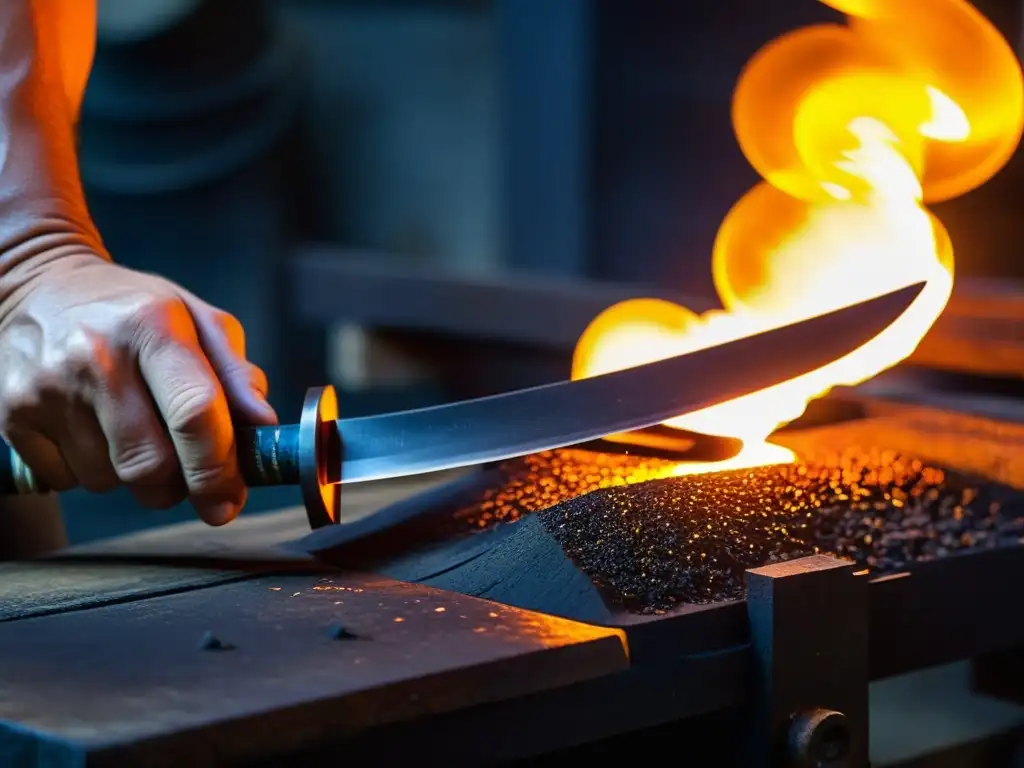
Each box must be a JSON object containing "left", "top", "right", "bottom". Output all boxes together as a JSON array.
[
  {"left": 0, "top": 0, "right": 100, "bottom": 288},
  {"left": 0, "top": 1, "right": 277, "bottom": 525}
]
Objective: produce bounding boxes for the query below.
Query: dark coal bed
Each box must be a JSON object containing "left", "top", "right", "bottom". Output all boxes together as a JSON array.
[{"left": 443, "top": 447, "right": 1024, "bottom": 614}]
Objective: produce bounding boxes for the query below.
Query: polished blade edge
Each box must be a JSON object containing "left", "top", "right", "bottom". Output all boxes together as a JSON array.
[{"left": 330, "top": 282, "right": 925, "bottom": 483}]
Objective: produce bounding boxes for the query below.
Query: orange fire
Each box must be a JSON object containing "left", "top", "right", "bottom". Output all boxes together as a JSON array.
[{"left": 572, "top": 0, "right": 1024, "bottom": 475}]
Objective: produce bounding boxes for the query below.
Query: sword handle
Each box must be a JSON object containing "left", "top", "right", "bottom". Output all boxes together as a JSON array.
[
  {"left": 0, "top": 386, "right": 341, "bottom": 530},
  {"left": 0, "top": 441, "right": 47, "bottom": 495},
  {"left": 237, "top": 424, "right": 302, "bottom": 486},
  {"left": 0, "top": 425, "right": 302, "bottom": 493}
]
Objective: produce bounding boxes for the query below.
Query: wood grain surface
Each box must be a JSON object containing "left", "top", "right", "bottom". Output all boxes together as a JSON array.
[{"left": 0, "top": 573, "right": 627, "bottom": 765}]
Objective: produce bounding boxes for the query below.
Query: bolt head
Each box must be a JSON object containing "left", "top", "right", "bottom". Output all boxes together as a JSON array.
[{"left": 788, "top": 708, "right": 851, "bottom": 768}]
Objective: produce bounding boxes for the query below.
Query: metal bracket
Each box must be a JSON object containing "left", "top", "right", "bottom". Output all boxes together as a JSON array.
[{"left": 745, "top": 555, "right": 870, "bottom": 767}]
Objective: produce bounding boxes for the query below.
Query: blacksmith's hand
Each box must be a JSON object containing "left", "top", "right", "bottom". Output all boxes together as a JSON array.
[
  {"left": 0, "top": 254, "right": 278, "bottom": 525},
  {"left": 0, "top": 0, "right": 276, "bottom": 525}
]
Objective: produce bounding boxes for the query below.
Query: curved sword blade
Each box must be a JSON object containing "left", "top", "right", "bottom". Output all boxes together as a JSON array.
[{"left": 332, "top": 282, "right": 924, "bottom": 483}]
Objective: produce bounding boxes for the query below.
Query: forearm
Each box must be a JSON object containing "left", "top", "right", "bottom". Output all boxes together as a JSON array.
[{"left": 0, "top": 0, "right": 103, "bottom": 292}]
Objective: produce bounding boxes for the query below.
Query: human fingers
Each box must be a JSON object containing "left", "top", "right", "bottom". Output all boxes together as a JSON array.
[
  {"left": 0, "top": 345, "right": 78, "bottom": 492},
  {"left": 54, "top": 404, "right": 120, "bottom": 494},
  {"left": 178, "top": 293, "right": 277, "bottom": 426},
  {"left": 132, "top": 297, "right": 244, "bottom": 525},
  {"left": 91, "top": 357, "right": 188, "bottom": 509},
  {"left": 3, "top": 429, "right": 74, "bottom": 492}
]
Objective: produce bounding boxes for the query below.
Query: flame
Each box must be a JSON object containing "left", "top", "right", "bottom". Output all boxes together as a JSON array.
[{"left": 571, "top": 0, "right": 1024, "bottom": 473}]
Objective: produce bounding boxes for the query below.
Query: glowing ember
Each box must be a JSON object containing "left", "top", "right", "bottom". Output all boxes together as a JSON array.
[
  {"left": 571, "top": 0, "right": 1024, "bottom": 472},
  {"left": 542, "top": 450, "right": 1018, "bottom": 612}
]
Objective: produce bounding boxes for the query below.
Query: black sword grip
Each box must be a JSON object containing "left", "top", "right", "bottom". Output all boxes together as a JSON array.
[
  {"left": 0, "top": 439, "right": 46, "bottom": 494},
  {"left": 236, "top": 424, "right": 302, "bottom": 486},
  {"left": 0, "top": 441, "right": 17, "bottom": 494},
  {"left": 0, "top": 385, "right": 339, "bottom": 531},
  {"left": 0, "top": 424, "right": 304, "bottom": 495}
]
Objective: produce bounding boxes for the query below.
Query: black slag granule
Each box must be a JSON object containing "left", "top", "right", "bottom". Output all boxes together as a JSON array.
[
  {"left": 532, "top": 447, "right": 1024, "bottom": 613},
  {"left": 453, "top": 449, "right": 684, "bottom": 528}
]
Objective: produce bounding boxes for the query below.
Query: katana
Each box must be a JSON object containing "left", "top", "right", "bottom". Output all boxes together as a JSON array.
[{"left": 0, "top": 282, "right": 924, "bottom": 530}]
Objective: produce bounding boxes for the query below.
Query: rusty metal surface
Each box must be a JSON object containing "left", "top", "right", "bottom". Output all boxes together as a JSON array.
[{"left": 0, "top": 572, "right": 627, "bottom": 767}]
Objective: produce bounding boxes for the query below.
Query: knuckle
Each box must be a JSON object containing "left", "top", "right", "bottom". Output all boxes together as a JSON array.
[
  {"left": 212, "top": 309, "right": 244, "bottom": 341},
  {"left": 30, "top": 369, "right": 65, "bottom": 400},
  {"left": 164, "top": 382, "right": 219, "bottom": 434},
  {"left": 60, "top": 329, "right": 110, "bottom": 381},
  {"left": 0, "top": 333, "right": 114, "bottom": 424},
  {"left": 183, "top": 462, "right": 234, "bottom": 495},
  {"left": 113, "top": 441, "right": 176, "bottom": 485},
  {"left": 0, "top": 377, "right": 42, "bottom": 420},
  {"left": 128, "top": 295, "right": 191, "bottom": 345},
  {"left": 248, "top": 363, "right": 269, "bottom": 394},
  {"left": 222, "top": 358, "right": 264, "bottom": 390}
]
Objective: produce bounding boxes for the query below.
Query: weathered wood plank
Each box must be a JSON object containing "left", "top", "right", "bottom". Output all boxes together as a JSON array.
[
  {"left": 0, "top": 573, "right": 628, "bottom": 767},
  {"left": 65, "top": 470, "right": 462, "bottom": 563},
  {"left": 0, "top": 472, "right": 459, "bottom": 622},
  {"left": 0, "top": 562, "right": 249, "bottom": 622}
]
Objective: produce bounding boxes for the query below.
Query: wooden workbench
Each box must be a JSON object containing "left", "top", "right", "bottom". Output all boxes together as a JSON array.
[
  {"left": 0, "top": 472, "right": 629, "bottom": 767},
  {"left": 3, "top": 392, "right": 1024, "bottom": 766}
]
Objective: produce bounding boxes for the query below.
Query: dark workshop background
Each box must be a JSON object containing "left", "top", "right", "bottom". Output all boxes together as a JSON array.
[{"left": 59, "top": 0, "right": 1024, "bottom": 543}]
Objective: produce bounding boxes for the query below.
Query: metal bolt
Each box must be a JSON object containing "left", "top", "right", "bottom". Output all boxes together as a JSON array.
[
  {"left": 788, "top": 708, "right": 851, "bottom": 768},
  {"left": 327, "top": 622, "right": 358, "bottom": 640},
  {"left": 199, "top": 631, "right": 235, "bottom": 651}
]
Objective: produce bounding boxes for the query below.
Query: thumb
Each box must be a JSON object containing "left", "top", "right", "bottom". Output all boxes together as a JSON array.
[{"left": 180, "top": 295, "right": 278, "bottom": 427}]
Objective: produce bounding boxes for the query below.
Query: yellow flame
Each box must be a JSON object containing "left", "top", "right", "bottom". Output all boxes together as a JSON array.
[{"left": 571, "top": 0, "right": 1024, "bottom": 473}]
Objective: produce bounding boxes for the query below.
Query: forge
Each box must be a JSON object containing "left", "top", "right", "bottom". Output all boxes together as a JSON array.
[
  {"left": 301, "top": 0, "right": 1024, "bottom": 637},
  {"left": 4, "top": 1, "right": 1024, "bottom": 766},
  {"left": 309, "top": 393, "right": 1024, "bottom": 631}
]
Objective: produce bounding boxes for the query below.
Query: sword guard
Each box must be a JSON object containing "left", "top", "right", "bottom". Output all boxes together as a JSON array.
[
  {"left": 297, "top": 385, "right": 341, "bottom": 528},
  {"left": 237, "top": 385, "right": 341, "bottom": 529}
]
